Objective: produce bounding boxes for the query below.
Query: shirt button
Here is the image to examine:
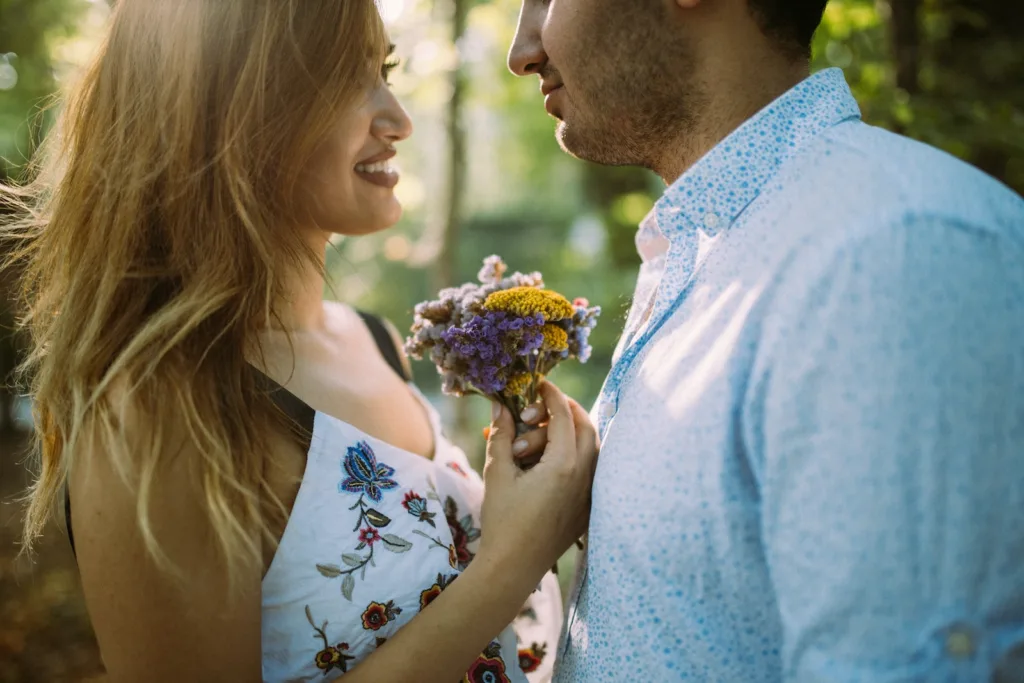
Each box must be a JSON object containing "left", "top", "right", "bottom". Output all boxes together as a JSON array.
[
  {"left": 703, "top": 212, "right": 721, "bottom": 232},
  {"left": 944, "top": 626, "right": 976, "bottom": 659},
  {"left": 599, "top": 403, "right": 617, "bottom": 420}
]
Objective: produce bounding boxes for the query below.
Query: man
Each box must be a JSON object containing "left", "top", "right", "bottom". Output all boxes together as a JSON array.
[{"left": 508, "top": 0, "right": 1024, "bottom": 680}]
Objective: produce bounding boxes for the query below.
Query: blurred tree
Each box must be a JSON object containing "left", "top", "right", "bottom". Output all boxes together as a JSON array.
[
  {"left": 813, "top": 0, "right": 1024, "bottom": 192},
  {"left": 0, "top": 0, "right": 88, "bottom": 177}
]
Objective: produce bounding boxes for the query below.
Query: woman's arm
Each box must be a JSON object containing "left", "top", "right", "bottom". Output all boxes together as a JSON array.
[
  {"left": 334, "top": 382, "right": 596, "bottom": 682},
  {"left": 76, "top": 382, "right": 595, "bottom": 683}
]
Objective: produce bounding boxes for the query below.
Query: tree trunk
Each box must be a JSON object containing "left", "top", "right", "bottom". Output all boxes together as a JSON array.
[
  {"left": 889, "top": 0, "right": 921, "bottom": 94},
  {"left": 436, "top": 0, "right": 474, "bottom": 455}
]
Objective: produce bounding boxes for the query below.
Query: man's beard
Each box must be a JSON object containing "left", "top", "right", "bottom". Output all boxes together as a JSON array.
[{"left": 553, "top": 5, "right": 705, "bottom": 171}]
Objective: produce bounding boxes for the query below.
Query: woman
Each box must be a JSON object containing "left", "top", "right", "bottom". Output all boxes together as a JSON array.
[{"left": 0, "top": 1, "right": 597, "bottom": 681}]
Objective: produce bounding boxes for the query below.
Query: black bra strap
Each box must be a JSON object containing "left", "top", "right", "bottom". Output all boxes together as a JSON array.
[
  {"left": 65, "top": 483, "right": 75, "bottom": 557},
  {"left": 357, "top": 311, "right": 410, "bottom": 382}
]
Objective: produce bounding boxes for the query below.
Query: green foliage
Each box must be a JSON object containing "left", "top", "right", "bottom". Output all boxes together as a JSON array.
[
  {"left": 0, "top": 0, "right": 89, "bottom": 179},
  {"left": 813, "top": 0, "right": 1024, "bottom": 192}
]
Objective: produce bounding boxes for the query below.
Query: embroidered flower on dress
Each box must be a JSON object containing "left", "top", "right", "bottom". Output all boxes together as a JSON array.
[
  {"left": 419, "top": 572, "right": 458, "bottom": 610},
  {"left": 445, "top": 496, "right": 481, "bottom": 570},
  {"left": 448, "top": 543, "right": 458, "bottom": 569},
  {"left": 339, "top": 440, "right": 398, "bottom": 502},
  {"left": 361, "top": 600, "right": 402, "bottom": 631},
  {"left": 462, "top": 642, "right": 511, "bottom": 683},
  {"left": 446, "top": 461, "right": 470, "bottom": 478},
  {"left": 402, "top": 491, "right": 437, "bottom": 527},
  {"left": 306, "top": 606, "right": 356, "bottom": 675},
  {"left": 518, "top": 642, "right": 547, "bottom": 673},
  {"left": 358, "top": 527, "right": 381, "bottom": 546}
]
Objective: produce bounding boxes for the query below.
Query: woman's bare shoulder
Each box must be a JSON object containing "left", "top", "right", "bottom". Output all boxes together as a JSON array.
[{"left": 69, "top": 381, "right": 264, "bottom": 682}]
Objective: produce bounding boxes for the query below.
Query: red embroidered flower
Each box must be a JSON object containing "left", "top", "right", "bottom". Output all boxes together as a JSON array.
[
  {"left": 307, "top": 606, "right": 355, "bottom": 674},
  {"left": 448, "top": 521, "right": 472, "bottom": 567},
  {"left": 420, "top": 584, "right": 443, "bottom": 610},
  {"left": 445, "top": 497, "right": 480, "bottom": 569},
  {"left": 402, "top": 491, "right": 424, "bottom": 510},
  {"left": 446, "top": 461, "right": 470, "bottom": 478},
  {"left": 419, "top": 573, "right": 457, "bottom": 610},
  {"left": 361, "top": 602, "right": 388, "bottom": 631},
  {"left": 361, "top": 600, "right": 402, "bottom": 631},
  {"left": 315, "top": 647, "right": 341, "bottom": 670},
  {"left": 358, "top": 527, "right": 381, "bottom": 545},
  {"left": 517, "top": 642, "right": 547, "bottom": 673},
  {"left": 462, "top": 648, "right": 511, "bottom": 683}
]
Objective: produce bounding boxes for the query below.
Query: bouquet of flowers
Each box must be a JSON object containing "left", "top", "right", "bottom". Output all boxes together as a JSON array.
[{"left": 405, "top": 255, "right": 601, "bottom": 433}]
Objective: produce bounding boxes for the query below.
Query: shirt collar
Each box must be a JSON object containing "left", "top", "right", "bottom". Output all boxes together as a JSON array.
[{"left": 651, "top": 68, "right": 862, "bottom": 243}]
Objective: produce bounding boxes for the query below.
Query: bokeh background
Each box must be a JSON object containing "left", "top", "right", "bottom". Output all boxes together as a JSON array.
[{"left": 1, "top": 0, "right": 1021, "bottom": 680}]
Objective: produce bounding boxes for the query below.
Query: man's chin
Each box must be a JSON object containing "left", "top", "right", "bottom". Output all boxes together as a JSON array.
[
  {"left": 556, "top": 121, "right": 633, "bottom": 167},
  {"left": 555, "top": 121, "right": 591, "bottom": 161}
]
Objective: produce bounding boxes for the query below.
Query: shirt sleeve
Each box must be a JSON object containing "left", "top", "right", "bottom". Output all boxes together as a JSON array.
[{"left": 752, "top": 215, "right": 1024, "bottom": 682}]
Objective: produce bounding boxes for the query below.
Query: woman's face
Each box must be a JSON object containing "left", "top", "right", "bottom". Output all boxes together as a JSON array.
[{"left": 302, "top": 75, "right": 413, "bottom": 237}]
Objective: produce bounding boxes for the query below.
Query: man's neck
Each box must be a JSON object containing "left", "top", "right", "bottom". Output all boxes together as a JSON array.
[{"left": 654, "top": 60, "right": 810, "bottom": 185}]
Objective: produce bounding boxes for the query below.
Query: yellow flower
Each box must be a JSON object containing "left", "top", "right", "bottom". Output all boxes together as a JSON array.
[
  {"left": 540, "top": 324, "right": 568, "bottom": 353},
  {"left": 483, "top": 286, "right": 574, "bottom": 321},
  {"left": 502, "top": 371, "right": 535, "bottom": 398}
]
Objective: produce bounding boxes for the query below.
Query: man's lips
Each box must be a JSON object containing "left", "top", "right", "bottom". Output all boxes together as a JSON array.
[
  {"left": 541, "top": 82, "right": 563, "bottom": 97},
  {"left": 542, "top": 82, "right": 564, "bottom": 117}
]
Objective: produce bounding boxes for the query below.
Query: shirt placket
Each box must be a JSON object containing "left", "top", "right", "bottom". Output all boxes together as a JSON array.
[{"left": 595, "top": 220, "right": 699, "bottom": 440}]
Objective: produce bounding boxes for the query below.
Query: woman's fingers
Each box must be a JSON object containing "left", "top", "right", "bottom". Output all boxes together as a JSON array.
[
  {"left": 511, "top": 425, "right": 548, "bottom": 460},
  {"left": 519, "top": 398, "right": 547, "bottom": 426},
  {"left": 536, "top": 381, "right": 577, "bottom": 464},
  {"left": 483, "top": 402, "right": 517, "bottom": 485},
  {"left": 568, "top": 398, "right": 599, "bottom": 474}
]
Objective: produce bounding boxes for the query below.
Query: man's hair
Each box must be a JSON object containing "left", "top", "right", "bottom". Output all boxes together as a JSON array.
[{"left": 747, "top": 0, "right": 829, "bottom": 58}]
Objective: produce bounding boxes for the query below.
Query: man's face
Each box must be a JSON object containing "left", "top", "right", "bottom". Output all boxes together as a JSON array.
[{"left": 508, "top": 0, "right": 704, "bottom": 169}]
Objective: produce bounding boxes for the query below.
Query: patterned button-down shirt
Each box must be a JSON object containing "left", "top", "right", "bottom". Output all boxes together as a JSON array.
[{"left": 555, "top": 68, "right": 1024, "bottom": 682}]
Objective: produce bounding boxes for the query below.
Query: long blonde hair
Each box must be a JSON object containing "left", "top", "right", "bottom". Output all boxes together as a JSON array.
[{"left": 2, "top": 0, "right": 389, "bottom": 581}]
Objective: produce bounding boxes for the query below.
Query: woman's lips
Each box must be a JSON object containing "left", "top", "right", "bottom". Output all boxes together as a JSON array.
[{"left": 355, "top": 159, "right": 400, "bottom": 189}]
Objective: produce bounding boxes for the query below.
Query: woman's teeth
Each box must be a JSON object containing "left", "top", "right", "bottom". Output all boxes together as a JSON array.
[{"left": 355, "top": 161, "right": 395, "bottom": 173}]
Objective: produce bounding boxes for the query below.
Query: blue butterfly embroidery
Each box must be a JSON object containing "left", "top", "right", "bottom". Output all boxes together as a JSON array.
[{"left": 338, "top": 441, "right": 398, "bottom": 502}]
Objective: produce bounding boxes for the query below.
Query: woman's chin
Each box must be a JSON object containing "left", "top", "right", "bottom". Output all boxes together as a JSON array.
[{"left": 328, "top": 200, "right": 403, "bottom": 237}]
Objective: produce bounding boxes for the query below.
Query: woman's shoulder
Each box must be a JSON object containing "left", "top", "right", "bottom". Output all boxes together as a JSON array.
[{"left": 69, "top": 375, "right": 265, "bottom": 681}]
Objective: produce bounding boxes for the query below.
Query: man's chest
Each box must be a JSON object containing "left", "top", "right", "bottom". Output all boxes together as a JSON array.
[
  {"left": 592, "top": 284, "right": 765, "bottom": 548},
  {"left": 561, "top": 277, "right": 785, "bottom": 681}
]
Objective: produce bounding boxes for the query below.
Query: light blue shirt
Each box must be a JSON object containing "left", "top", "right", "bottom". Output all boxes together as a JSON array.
[{"left": 555, "top": 68, "right": 1024, "bottom": 682}]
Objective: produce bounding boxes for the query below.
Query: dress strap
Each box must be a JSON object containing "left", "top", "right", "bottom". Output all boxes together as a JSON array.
[{"left": 357, "top": 311, "right": 411, "bottom": 382}]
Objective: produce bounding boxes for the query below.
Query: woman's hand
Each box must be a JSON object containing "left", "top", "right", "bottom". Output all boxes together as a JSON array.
[{"left": 477, "top": 380, "right": 598, "bottom": 582}]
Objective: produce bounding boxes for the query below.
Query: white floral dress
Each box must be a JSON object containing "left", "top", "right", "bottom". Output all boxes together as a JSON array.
[{"left": 260, "top": 383, "right": 562, "bottom": 682}]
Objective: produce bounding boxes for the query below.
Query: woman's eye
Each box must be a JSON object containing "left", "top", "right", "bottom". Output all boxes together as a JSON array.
[{"left": 381, "top": 58, "right": 400, "bottom": 85}]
